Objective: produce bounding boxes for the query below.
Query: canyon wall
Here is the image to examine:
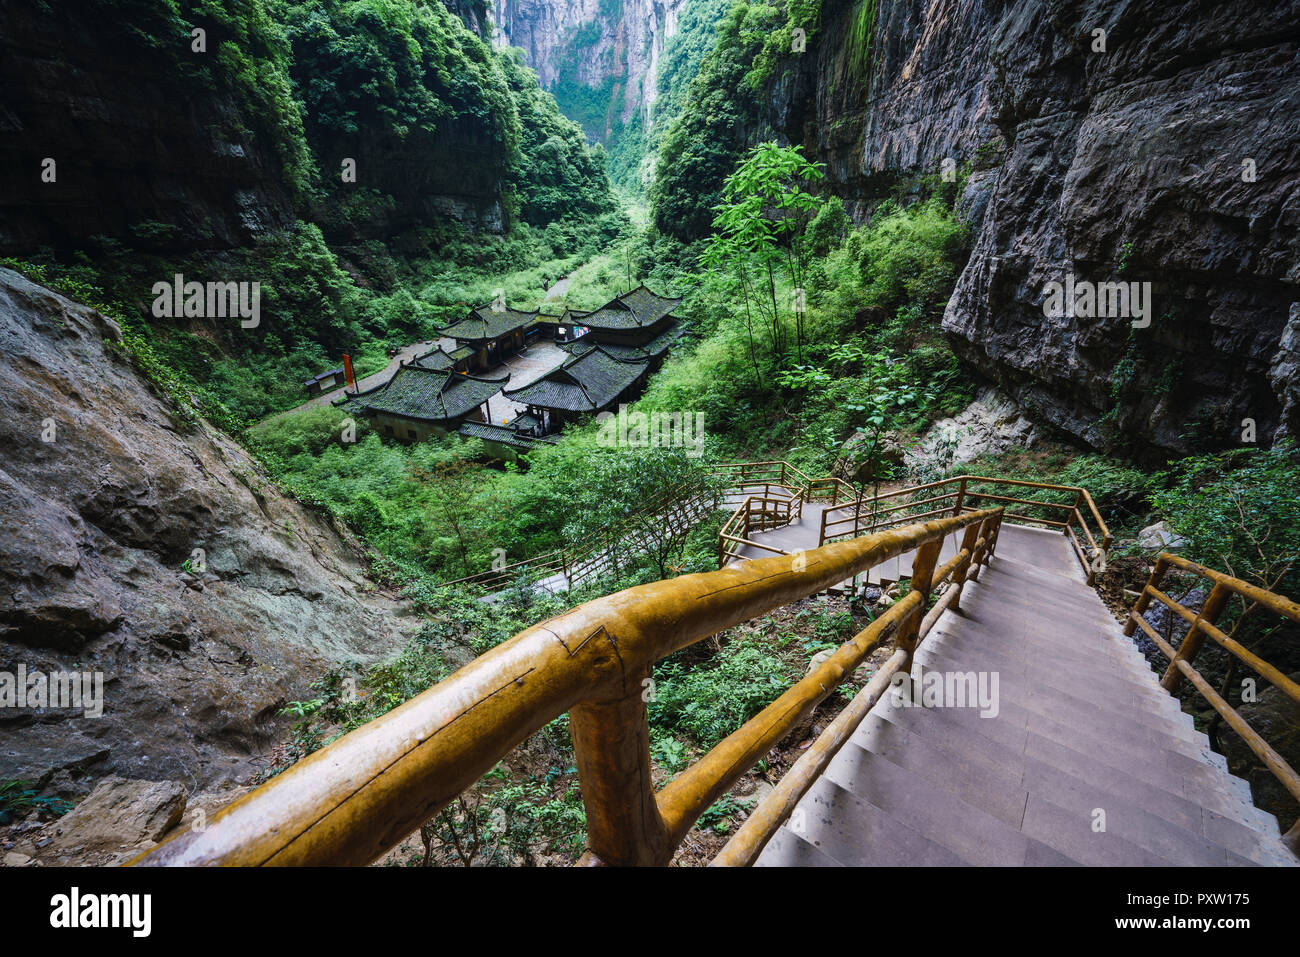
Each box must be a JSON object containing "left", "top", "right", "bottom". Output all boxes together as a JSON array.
[
  {"left": 0, "top": 268, "right": 411, "bottom": 796},
  {"left": 492, "top": 0, "right": 684, "bottom": 141},
  {"left": 786, "top": 0, "right": 1300, "bottom": 460}
]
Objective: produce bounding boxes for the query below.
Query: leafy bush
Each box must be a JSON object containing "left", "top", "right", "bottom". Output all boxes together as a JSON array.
[{"left": 1151, "top": 442, "right": 1300, "bottom": 596}]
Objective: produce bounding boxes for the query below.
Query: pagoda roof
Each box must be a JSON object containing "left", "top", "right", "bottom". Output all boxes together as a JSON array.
[
  {"left": 560, "top": 321, "right": 685, "bottom": 362},
  {"left": 579, "top": 285, "right": 680, "bottom": 331},
  {"left": 440, "top": 303, "right": 539, "bottom": 342},
  {"left": 457, "top": 421, "right": 560, "bottom": 450},
  {"left": 410, "top": 347, "right": 457, "bottom": 372},
  {"left": 336, "top": 365, "right": 504, "bottom": 422},
  {"left": 503, "top": 347, "right": 646, "bottom": 413}
]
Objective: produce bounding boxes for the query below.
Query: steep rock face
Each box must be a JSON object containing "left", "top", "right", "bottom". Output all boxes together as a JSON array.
[
  {"left": 794, "top": 0, "right": 997, "bottom": 220},
  {"left": 0, "top": 3, "right": 296, "bottom": 256},
  {"left": 0, "top": 268, "right": 411, "bottom": 795},
  {"left": 492, "top": 0, "right": 684, "bottom": 139},
  {"left": 797, "top": 0, "right": 1300, "bottom": 460}
]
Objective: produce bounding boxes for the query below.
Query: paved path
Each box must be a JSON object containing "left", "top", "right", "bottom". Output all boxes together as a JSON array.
[
  {"left": 481, "top": 340, "right": 566, "bottom": 425},
  {"left": 755, "top": 523, "right": 1296, "bottom": 867}
]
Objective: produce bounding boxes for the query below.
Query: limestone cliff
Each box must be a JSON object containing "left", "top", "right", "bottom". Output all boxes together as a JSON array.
[
  {"left": 781, "top": 0, "right": 1300, "bottom": 460},
  {"left": 492, "top": 0, "right": 684, "bottom": 141},
  {"left": 0, "top": 268, "right": 412, "bottom": 796}
]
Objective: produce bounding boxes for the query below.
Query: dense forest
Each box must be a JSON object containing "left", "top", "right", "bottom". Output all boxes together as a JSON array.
[{"left": 2, "top": 0, "right": 1297, "bottom": 872}]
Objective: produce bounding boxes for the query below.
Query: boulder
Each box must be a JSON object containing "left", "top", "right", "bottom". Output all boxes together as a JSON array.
[
  {"left": 1137, "top": 521, "right": 1189, "bottom": 550},
  {"left": 47, "top": 777, "right": 186, "bottom": 852},
  {"left": 832, "top": 430, "right": 909, "bottom": 483},
  {"left": 904, "top": 388, "right": 1039, "bottom": 479}
]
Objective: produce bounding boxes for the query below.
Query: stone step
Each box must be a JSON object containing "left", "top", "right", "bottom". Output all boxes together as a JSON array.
[
  {"left": 914, "top": 635, "right": 1191, "bottom": 722},
  {"left": 760, "top": 777, "right": 969, "bottom": 867},
  {"left": 909, "top": 647, "right": 1198, "bottom": 740},
  {"left": 751, "top": 824, "right": 846, "bottom": 867},
  {"left": 865, "top": 704, "right": 1273, "bottom": 839},
  {"left": 820, "top": 744, "right": 1135, "bottom": 865}
]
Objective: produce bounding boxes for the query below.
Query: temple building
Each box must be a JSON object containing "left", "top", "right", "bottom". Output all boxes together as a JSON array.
[
  {"left": 503, "top": 345, "right": 651, "bottom": 435},
  {"left": 335, "top": 363, "right": 505, "bottom": 443},
  {"left": 438, "top": 303, "right": 538, "bottom": 372},
  {"left": 567, "top": 285, "right": 681, "bottom": 357},
  {"left": 502, "top": 286, "right": 683, "bottom": 434},
  {"left": 336, "top": 285, "right": 683, "bottom": 448}
]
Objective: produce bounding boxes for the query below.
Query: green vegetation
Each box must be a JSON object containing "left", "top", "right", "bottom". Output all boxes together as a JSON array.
[
  {"left": 0, "top": 780, "right": 73, "bottom": 825},
  {"left": 1152, "top": 442, "right": 1300, "bottom": 598},
  {"left": 642, "top": 146, "right": 974, "bottom": 473}
]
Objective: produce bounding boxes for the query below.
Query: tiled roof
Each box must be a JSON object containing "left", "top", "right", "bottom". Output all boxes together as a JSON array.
[
  {"left": 336, "top": 365, "right": 504, "bottom": 422},
  {"left": 560, "top": 321, "right": 685, "bottom": 362},
  {"left": 457, "top": 421, "right": 560, "bottom": 449},
  {"left": 440, "top": 304, "right": 538, "bottom": 341},
  {"left": 411, "top": 347, "right": 456, "bottom": 372},
  {"left": 503, "top": 347, "right": 646, "bottom": 413},
  {"left": 580, "top": 285, "right": 680, "bottom": 331},
  {"left": 304, "top": 367, "right": 344, "bottom": 386}
]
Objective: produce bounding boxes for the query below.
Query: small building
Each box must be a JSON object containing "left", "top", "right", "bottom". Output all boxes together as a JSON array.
[
  {"left": 304, "top": 367, "right": 347, "bottom": 396},
  {"left": 334, "top": 364, "right": 506, "bottom": 443},
  {"left": 576, "top": 285, "right": 681, "bottom": 353},
  {"left": 439, "top": 304, "right": 539, "bottom": 372},
  {"left": 503, "top": 345, "right": 650, "bottom": 435},
  {"left": 455, "top": 420, "right": 559, "bottom": 463}
]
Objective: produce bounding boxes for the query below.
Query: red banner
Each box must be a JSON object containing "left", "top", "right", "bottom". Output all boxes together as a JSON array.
[{"left": 343, "top": 353, "right": 355, "bottom": 389}]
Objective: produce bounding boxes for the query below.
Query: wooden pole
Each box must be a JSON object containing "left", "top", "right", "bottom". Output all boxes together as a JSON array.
[
  {"left": 570, "top": 664, "right": 671, "bottom": 866},
  {"left": 1160, "top": 582, "right": 1231, "bottom": 693},
  {"left": 897, "top": 537, "right": 943, "bottom": 672},
  {"left": 951, "top": 521, "right": 982, "bottom": 611},
  {"left": 1124, "top": 557, "right": 1169, "bottom": 636}
]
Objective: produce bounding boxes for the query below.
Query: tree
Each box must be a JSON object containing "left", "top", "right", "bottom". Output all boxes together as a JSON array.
[
  {"left": 562, "top": 444, "right": 720, "bottom": 581},
  {"left": 701, "top": 142, "right": 825, "bottom": 376}
]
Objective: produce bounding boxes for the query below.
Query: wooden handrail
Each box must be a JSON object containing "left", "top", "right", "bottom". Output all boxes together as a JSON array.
[
  {"left": 1124, "top": 552, "right": 1300, "bottom": 850},
  {"left": 816, "top": 473, "right": 1111, "bottom": 584},
  {"left": 129, "top": 508, "right": 1003, "bottom": 867}
]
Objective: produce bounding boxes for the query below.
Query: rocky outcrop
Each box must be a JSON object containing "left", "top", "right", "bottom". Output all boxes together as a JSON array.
[
  {"left": 1270, "top": 303, "right": 1300, "bottom": 443},
  {"left": 903, "top": 388, "right": 1040, "bottom": 479},
  {"left": 790, "top": 0, "right": 1300, "bottom": 460},
  {"left": 0, "top": 268, "right": 412, "bottom": 797}
]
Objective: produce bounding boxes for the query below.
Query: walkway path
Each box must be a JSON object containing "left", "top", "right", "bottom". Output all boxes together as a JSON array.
[{"left": 755, "top": 523, "right": 1296, "bottom": 866}]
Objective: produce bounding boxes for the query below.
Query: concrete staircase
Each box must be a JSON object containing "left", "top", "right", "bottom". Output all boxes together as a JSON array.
[{"left": 756, "top": 523, "right": 1296, "bottom": 867}]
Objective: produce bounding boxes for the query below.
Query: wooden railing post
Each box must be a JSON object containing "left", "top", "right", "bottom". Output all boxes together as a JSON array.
[
  {"left": 953, "top": 477, "right": 967, "bottom": 517},
  {"left": 950, "top": 520, "right": 982, "bottom": 611},
  {"left": 571, "top": 664, "right": 672, "bottom": 866},
  {"left": 1160, "top": 582, "right": 1232, "bottom": 693},
  {"left": 896, "top": 537, "right": 943, "bottom": 672},
  {"left": 1124, "top": 557, "right": 1170, "bottom": 637}
]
